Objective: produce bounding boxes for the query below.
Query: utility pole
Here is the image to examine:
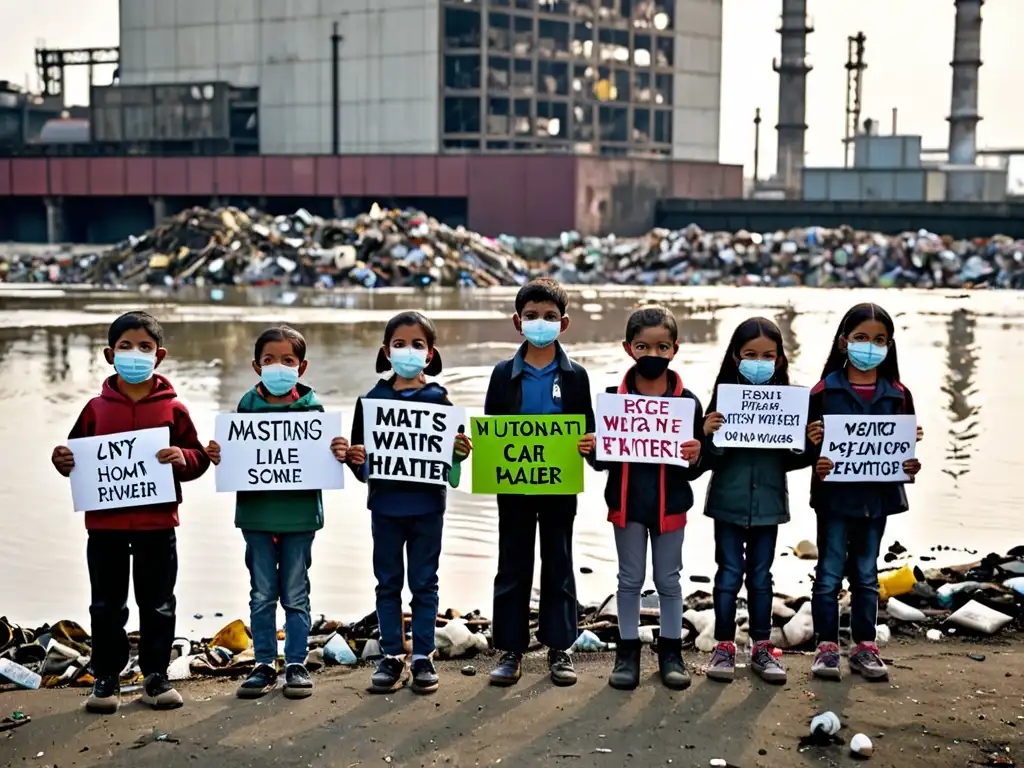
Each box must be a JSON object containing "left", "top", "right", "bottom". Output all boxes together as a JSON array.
[
  {"left": 753, "top": 107, "right": 762, "bottom": 183},
  {"left": 331, "top": 22, "right": 343, "bottom": 155}
]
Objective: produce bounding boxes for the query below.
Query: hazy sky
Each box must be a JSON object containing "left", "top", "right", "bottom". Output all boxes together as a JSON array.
[{"left": 2, "top": 0, "right": 1022, "bottom": 179}]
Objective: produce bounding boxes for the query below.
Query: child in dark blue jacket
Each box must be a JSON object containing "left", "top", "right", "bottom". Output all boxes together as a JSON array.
[
  {"left": 806, "top": 303, "right": 922, "bottom": 682},
  {"left": 348, "top": 311, "right": 471, "bottom": 695},
  {"left": 701, "top": 317, "right": 812, "bottom": 685}
]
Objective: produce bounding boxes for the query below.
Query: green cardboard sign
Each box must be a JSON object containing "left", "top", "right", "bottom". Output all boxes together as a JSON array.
[{"left": 470, "top": 415, "right": 585, "bottom": 495}]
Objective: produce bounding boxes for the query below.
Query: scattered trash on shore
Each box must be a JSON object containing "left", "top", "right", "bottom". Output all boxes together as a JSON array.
[
  {"left": 0, "top": 548, "right": 1021, "bottom": 691},
  {"left": 2, "top": 206, "right": 1024, "bottom": 290}
]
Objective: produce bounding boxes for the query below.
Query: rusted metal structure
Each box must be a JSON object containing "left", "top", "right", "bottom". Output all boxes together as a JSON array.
[{"left": 843, "top": 32, "right": 866, "bottom": 169}]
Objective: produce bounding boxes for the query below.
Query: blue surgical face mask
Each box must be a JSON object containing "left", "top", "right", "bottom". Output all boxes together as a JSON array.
[
  {"left": 390, "top": 347, "right": 429, "bottom": 379},
  {"left": 738, "top": 358, "right": 776, "bottom": 385},
  {"left": 521, "top": 319, "right": 561, "bottom": 348},
  {"left": 846, "top": 341, "right": 888, "bottom": 371},
  {"left": 114, "top": 350, "right": 157, "bottom": 385},
  {"left": 260, "top": 363, "right": 299, "bottom": 396}
]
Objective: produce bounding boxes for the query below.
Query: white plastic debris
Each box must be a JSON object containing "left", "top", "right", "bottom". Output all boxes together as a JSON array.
[
  {"left": 875, "top": 624, "right": 891, "bottom": 646},
  {"left": 946, "top": 600, "right": 1014, "bottom": 635},
  {"left": 810, "top": 711, "right": 841, "bottom": 736},
  {"left": 435, "top": 618, "right": 488, "bottom": 659},
  {"left": 926, "top": 628, "right": 944, "bottom": 642},
  {"left": 886, "top": 598, "right": 927, "bottom": 622},
  {"left": 850, "top": 733, "right": 874, "bottom": 757}
]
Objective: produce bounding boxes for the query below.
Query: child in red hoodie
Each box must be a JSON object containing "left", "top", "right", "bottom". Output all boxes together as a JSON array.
[{"left": 50, "top": 311, "right": 210, "bottom": 714}]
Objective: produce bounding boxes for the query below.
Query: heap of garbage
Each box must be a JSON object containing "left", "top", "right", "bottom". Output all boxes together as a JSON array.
[
  {"left": 0, "top": 546, "right": 1021, "bottom": 691},
  {"left": 1, "top": 205, "right": 1023, "bottom": 289}
]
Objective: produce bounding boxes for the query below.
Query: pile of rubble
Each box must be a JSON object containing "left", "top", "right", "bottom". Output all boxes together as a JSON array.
[
  {"left": 0, "top": 547, "right": 1020, "bottom": 691},
  {"left": 1, "top": 205, "right": 1023, "bottom": 290}
]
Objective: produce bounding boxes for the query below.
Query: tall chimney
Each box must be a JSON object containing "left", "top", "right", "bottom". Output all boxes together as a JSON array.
[
  {"left": 773, "top": 0, "right": 813, "bottom": 199},
  {"left": 947, "top": 0, "right": 983, "bottom": 166}
]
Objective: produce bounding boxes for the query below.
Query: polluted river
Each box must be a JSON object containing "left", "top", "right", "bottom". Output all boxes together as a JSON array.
[{"left": 0, "top": 284, "right": 1016, "bottom": 637}]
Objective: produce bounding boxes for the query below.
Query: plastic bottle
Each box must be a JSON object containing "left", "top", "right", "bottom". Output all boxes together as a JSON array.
[
  {"left": 936, "top": 581, "right": 983, "bottom": 608},
  {"left": 735, "top": 642, "right": 750, "bottom": 669},
  {"left": 0, "top": 658, "right": 42, "bottom": 690},
  {"left": 878, "top": 564, "right": 917, "bottom": 601}
]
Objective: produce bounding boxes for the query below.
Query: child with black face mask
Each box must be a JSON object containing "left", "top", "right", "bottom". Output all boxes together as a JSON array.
[{"left": 588, "top": 307, "right": 704, "bottom": 691}]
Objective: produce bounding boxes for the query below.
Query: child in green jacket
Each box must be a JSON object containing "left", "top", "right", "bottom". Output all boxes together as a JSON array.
[{"left": 206, "top": 326, "right": 348, "bottom": 700}]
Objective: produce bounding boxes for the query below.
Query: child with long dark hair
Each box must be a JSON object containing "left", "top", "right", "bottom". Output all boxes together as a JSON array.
[
  {"left": 347, "top": 311, "right": 472, "bottom": 695},
  {"left": 589, "top": 306, "right": 703, "bottom": 691},
  {"left": 805, "top": 303, "right": 922, "bottom": 682},
  {"left": 702, "top": 317, "right": 812, "bottom": 684}
]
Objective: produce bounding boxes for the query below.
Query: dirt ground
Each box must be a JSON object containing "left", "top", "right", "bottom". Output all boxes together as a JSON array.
[{"left": 1, "top": 640, "right": 1020, "bottom": 768}]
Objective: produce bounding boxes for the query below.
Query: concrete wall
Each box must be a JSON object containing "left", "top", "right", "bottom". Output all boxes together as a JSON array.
[
  {"left": 672, "top": 0, "right": 722, "bottom": 162},
  {"left": 119, "top": 0, "right": 442, "bottom": 155}
]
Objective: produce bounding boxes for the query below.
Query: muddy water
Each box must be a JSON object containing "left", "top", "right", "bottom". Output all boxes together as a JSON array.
[{"left": 0, "top": 286, "right": 1017, "bottom": 635}]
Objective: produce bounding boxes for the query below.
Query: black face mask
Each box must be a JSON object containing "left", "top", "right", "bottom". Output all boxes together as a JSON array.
[{"left": 634, "top": 355, "right": 671, "bottom": 380}]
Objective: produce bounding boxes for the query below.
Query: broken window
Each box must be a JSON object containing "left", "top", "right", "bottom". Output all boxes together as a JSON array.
[
  {"left": 488, "top": 13, "right": 510, "bottom": 52},
  {"left": 514, "top": 98, "right": 532, "bottom": 135},
  {"left": 444, "top": 55, "right": 482, "bottom": 90},
  {"left": 487, "top": 96, "right": 511, "bottom": 135},
  {"left": 598, "top": 105, "right": 628, "bottom": 142},
  {"left": 512, "top": 59, "right": 535, "bottom": 94},
  {"left": 571, "top": 21, "right": 593, "bottom": 59},
  {"left": 444, "top": 97, "right": 481, "bottom": 133},
  {"left": 538, "top": 19, "right": 570, "bottom": 59},
  {"left": 654, "top": 73, "right": 671, "bottom": 105},
  {"left": 633, "top": 108, "right": 651, "bottom": 143},
  {"left": 572, "top": 64, "right": 596, "bottom": 99},
  {"left": 538, "top": 61, "right": 569, "bottom": 96},
  {"left": 655, "top": 36, "right": 673, "bottom": 67},
  {"left": 654, "top": 109, "right": 671, "bottom": 144},
  {"left": 572, "top": 104, "right": 594, "bottom": 141},
  {"left": 598, "top": 27, "right": 630, "bottom": 64},
  {"left": 537, "top": 100, "right": 569, "bottom": 138},
  {"left": 444, "top": 8, "right": 482, "bottom": 49},
  {"left": 512, "top": 16, "right": 533, "bottom": 56},
  {"left": 488, "top": 57, "right": 511, "bottom": 91},
  {"left": 633, "top": 71, "right": 651, "bottom": 103}
]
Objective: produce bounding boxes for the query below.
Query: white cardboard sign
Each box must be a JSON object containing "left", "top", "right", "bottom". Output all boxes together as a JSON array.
[
  {"left": 362, "top": 399, "right": 465, "bottom": 486},
  {"left": 595, "top": 393, "right": 694, "bottom": 466},
  {"left": 214, "top": 412, "right": 344, "bottom": 492},
  {"left": 822, "top": 414, "right": 917, "bottom": 482},
  {"left": 67, "top": 427, "right": 177, "bottom": 512},
  {"left": 713, "top": 384, "right": 810, "bottom": 450}
]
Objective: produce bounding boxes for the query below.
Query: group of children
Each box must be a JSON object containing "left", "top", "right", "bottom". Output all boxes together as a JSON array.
[{"left": 50, "top": 277, "right": 922, "bottom": 714}]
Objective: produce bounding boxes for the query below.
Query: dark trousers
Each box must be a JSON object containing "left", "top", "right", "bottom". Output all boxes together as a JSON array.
[
  {"left": 812, "top": 514, "right": 887, "bottom": 645},
  {"left": 371, "top": 512, "right": 443, "bottom": 657},
  {"left": 493, "top": 505, "right": 577, "bottom": 652},
  {"left": 712, "top": 521, "right": 778, "bottom": 643},
  {"left": 87, "top": 529, "right": 177, "bottom": 679}
]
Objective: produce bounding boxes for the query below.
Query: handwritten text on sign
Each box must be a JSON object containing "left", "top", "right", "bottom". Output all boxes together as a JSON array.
[
  {"left": 713, "top": 384, "right": 810, "bottom": 449},
  {"left": 67, "top": 427, "right": 176, "bottom": 512},
  {"left": 822, "top": 414, "right": 917, "bottom": 482},
  {"left": 596, "top": 393, "right": 694, "bottom": 466},
  {"left": 470, "top": 416, "right": 584, "bottom": 495},
  {"left": 363, "top": 399, "right": 464, "bottom": 486},
  {"left": 214, "top": 412, "right": 344, "bottom": 492}
]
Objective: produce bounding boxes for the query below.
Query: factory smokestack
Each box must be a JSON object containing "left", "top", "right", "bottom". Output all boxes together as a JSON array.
[
  {"left": 947, "top": 0, "right": 983, "bottom": 166},
  {"left": 773, "top": 0, "right": 813, "bottom": 199}
]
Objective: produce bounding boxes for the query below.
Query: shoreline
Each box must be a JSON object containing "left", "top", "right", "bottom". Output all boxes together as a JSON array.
[{"left": 2, "top": 640, "right": 1020, "bottom": 768}]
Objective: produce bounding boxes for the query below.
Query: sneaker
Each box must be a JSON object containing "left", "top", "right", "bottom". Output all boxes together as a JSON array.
[
  {"left": 410, "top": 658, "right": 440, "bottom": 694},
  {"left": 283, "top": 664, "right": 313, "bottom": 699},
  {"left": 489, "top": 651, "right": 523, "bottom": 687},
  {"left": 608, "top": 638, "right": 642, "bottom": 690},
  {"left": 141, "top": 672, "right": 183, "bottom": 710},
  {"left": 751, "top": 640, "right": 787, "bottom": 684},
  {"left": 849, "top": 642, "right": 889, "bottom": 681},
  {"left": 548, "top": 649, "right": 577, "bottom": 687},
  {"left": 237, "top": 664, "right": 278, "bottom": 699},
  {"left": 811, "top": 642, "right": 842, "bottom": 681},
  {"left": 656, "top": 637, "right": 691, "bottom": 690},
  {"left": 85, "top": 676, "right": 120, "bottom": 714},
  {"left": 705, "top": 641, "right": 736, "bottom": 683},
  {"left": 369, "top": 656, "right": 408, "bottom": 694}
]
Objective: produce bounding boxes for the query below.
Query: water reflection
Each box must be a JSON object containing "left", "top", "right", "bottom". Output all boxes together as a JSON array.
[{"left": 941, "top": 308, "right": 980, "bottom": 484}]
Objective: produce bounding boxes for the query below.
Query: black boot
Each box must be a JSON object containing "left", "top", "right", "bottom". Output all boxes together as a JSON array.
[
  {"left": 608, "top": 638, "right": 642, "bottom": 690},
  {"left": 657, "top": 637, "right": 691, "bottom": 690}
]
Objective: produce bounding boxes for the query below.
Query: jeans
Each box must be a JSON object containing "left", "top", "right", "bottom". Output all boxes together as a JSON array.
[
  {"left": 243, "top": 531, "right": 315, "bottom": 666},
  {"left": 811, "top": 515, "right": 887, "bottom": 645},
  {"left": 87, "top": 529, "right": 177, "bottom": 679},
  {"left": 614, "top": 522, "right": 685, "bottom": 639},
  {"left": 492, "top": 504, "right": 577, "bottom": 652},
  {"left": 712, "top": 521, "right": 778, "bottom": 643},
  {"left": 371, "top": 512, "right": 443, "bottom": 657}
]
